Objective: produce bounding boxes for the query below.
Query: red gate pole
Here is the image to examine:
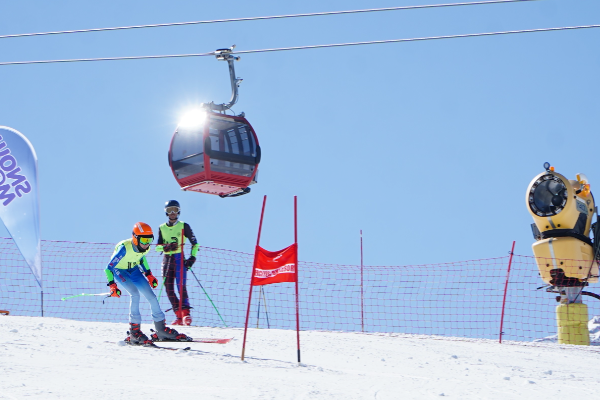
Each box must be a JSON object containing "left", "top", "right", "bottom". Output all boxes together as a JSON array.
[
  {"left": 360, "top": 230, "right": 364, "bottom": 333},
  {"left": 294, "top": 196, "right": 301, "bottom": 364},
  {"left": 241, "top": 195, "right": 267, "bottom": 361},
  {"left": 499, "top": 241, "right": 516, "bottom": 344},
  {"left": 178, "top": 228, "right": 185, "bottom": 322}
]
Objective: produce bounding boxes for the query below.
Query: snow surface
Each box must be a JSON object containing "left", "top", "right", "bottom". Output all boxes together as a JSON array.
[{"left": 2, "top": 316, "right": 600, "bottom": 399}]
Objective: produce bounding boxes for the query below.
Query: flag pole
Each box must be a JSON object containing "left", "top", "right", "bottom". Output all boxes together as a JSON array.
[
  {"left": 241, "top": 195, "right": 267, "bottom": 361},
  {"left": 294, "top": 195, "right": 301, "bottom": 364}
]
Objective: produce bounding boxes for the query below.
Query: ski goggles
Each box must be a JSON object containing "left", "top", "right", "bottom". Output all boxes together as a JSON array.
[
  {"left": 165, "top": 206, "right": 180, "bottom": 214},
  {"left": 138, "top": 236, "right": 153, "bottom": 245}
]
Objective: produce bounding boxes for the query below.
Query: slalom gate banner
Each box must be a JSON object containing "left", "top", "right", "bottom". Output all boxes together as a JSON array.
[
  {"left": 0, "top": 126, "right": 42, "bottom": 287},
  {"left": 251, "top": 243, "right": 298, "bottom": 286},
  {"left": 242, "top": 195, "right": 301, "bottom": 363}
]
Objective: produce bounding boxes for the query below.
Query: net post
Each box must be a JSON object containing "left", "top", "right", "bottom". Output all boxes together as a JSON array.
[
  {"left": 40, "top": 289, "right": 44, "bottom": 317},
  {"left": 499, "top": 241, "right": 516, "bottom": 344},
  {"left": 256, "top": 287, "right": 262, "bottom": 328},
  {"left": 242, "top": 195, "right": 267, "bottom": 361},
  {"left": 360, "top": 229, "right": 364, "bottom": 332}
]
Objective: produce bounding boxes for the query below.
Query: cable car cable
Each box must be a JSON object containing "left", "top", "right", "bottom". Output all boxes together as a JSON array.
[
  {"left": 0, "top": 0, "right": 540, "bottom": 40},
  {"left": 0, "top": 23, "right": 598, "bottom": 67}
]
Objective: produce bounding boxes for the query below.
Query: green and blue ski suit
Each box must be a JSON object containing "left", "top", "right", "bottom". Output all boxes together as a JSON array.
[{"left": 105, "top": 238, "right": 165, "bottom": 324}]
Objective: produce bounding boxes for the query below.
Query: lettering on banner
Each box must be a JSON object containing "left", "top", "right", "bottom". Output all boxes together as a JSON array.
[
  {"left": 0, "top": 136, "right": 32, "bottom": 206},
  {"left": 254, "top": 263, "right": 296, "bottom": 279}
]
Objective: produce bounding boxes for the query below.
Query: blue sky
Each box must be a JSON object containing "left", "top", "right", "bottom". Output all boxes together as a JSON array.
[{"left": 0, "top": 0, "right": 598, "bottom": 267}]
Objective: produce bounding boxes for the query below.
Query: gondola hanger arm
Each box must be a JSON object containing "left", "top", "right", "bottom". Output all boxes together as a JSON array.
[{"left": 203, "top": 45, "right": 242, "bottom": 112}]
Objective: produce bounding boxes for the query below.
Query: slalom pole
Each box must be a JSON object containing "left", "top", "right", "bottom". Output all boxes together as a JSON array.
[
  {"left": 61, "top": 292, "right": 111, "bottom": 301},
  {"left": 242, "top": 195, "right": 267, "bottom": 361},
  {"left": 189, "top": 269, "right": 228, "bottom": 327},
  {"left": 179, "top": 227, "right": 185, "bottom": 319}
]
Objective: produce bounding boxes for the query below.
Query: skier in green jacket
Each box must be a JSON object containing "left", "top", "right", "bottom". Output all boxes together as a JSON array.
[{"left": 156, "top": 200, "right": 199, "bottom": 325}]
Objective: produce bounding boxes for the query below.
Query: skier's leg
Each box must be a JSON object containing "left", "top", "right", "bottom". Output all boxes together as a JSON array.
[
  {"left": 180, "top": 265, "right": 192, "bottom": 325},
  {"left": 174, "top": 253, "right": 190, "bottom": 308},
  {"left": 118, "top": 270, "right": 142, "bottom": 324},
  {"left": 163, "top": 255, "right": 179, "bottom": 311},
  {"left": 130, "top": 268, "right": 165, "bottom": 322},
  {"left": 164, "top": 255, "right": 182, "bottom": 324},
  {"left": 181, "top": 267, "right": 190, "bottom": 309},
  {"left": 132, "top": 265, "right": 191, "bottom": 342}
]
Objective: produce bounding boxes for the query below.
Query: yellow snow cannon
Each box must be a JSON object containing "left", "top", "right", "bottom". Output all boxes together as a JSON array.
[{"left": 526, "top": 162, "right": 600, "bottom": 345}]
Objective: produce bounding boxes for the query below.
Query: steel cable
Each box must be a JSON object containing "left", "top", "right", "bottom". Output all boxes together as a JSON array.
[
  {"left": 0, "top": 0, "right": 540, "bottom": 40},
  {"left": 0, "top": 24, "right": 598, "bottom": 67}
]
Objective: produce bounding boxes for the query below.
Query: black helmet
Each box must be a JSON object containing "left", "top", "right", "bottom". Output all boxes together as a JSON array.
[{"left": 165, "top": 200, "right": 181, "bottom": 217}]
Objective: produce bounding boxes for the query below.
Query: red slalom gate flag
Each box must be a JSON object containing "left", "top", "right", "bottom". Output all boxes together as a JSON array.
[{"left": 251, "top": 243, "right": 298, "bottom": 286}]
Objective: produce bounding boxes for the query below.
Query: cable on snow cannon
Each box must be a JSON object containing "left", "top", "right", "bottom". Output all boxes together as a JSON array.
[
  {"left": 526, "top": 162, "right": 600, "bottom": 345},
  {"left": 168, "top": 45, "right": 260, "bottom": 198}
]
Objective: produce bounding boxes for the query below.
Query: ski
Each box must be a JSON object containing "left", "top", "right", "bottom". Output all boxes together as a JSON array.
[
  {"left": 191, "top": 338, "right": 232, "bottom": 344},
  {"left": 106, "top": 340, "right": 192, "bottom": 351},
  {"left": 131, "top": 343, "right": 191, "bottom": 351},
  {"left": 119, "top": 341, "right": 192, "bottom": 351}
]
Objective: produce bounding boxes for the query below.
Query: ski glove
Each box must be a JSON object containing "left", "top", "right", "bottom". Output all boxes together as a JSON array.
[
  {"left": 145, "top": 271, "right": 158, "bottom": 288},
  {"left": 162, "top": 242, "right": 179, "bottom": 252},
  {"left": 185, "top": 256, "right": 196, "bottom": 270},
  {"left": 108, "top": 281, "right": 121, "bottom": 298}
]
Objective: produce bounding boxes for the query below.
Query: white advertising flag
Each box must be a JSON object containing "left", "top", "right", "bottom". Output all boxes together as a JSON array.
[{"left": 0, "top": 126, "right": 42, "bottom": 287}]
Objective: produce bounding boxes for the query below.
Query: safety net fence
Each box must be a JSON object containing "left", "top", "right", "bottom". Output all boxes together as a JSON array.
[{"left": 2, "top": 237, "right": 600, "bottom": 343}]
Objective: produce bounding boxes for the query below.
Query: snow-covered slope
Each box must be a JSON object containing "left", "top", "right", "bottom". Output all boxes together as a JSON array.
[{"left": 1, "top": 316, "right": 600, "bottom": 399}]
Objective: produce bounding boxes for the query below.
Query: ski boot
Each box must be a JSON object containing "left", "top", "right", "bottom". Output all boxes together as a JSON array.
[
  {"left": 150, "top": 320, "right": 192, "bottom": 342},
  {"left": 125, "top": 323, "right": 154, "bottom": 346},
  {"left": 171, "top": 309, "right": 183, "bottom": 326},
  {"left": 182, "top": 308, "right": 192, "bottom": 326}
]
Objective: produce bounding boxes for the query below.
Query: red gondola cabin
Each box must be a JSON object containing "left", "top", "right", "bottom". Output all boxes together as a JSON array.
[{"left": 169, "top": 112, "right": 260, "bottom": 197}]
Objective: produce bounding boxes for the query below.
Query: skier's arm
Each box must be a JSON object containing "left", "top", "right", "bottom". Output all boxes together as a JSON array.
[
  {"left": 139, "top": 256, "right": 158, "bottom": 288},
  {"left": 184, "top": 223, "right": 199, "bottom": 257},
  {"left": 139, "top": 256, "right": 151, "bottom": 274},
  {"left": 104, "top": 245, "right": 126, "bottom": 283},
  {"left": 155, "top": 229, "right": 165, "bottom": 252}
]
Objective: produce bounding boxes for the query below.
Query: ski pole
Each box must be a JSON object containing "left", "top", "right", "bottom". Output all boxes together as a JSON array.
[
  {"left": 189, "top": 269, "right": 228, "bottom": 327},
  {"left": 157, "top": 275, "right": 167, "bottom": 301},
  {"left": 61, "top": 292, "right": 110, "bottom": 301}
]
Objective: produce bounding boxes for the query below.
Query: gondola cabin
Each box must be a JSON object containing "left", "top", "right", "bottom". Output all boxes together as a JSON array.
[{"left": 169, "top": 111, "right": 260, "bottom": 197}]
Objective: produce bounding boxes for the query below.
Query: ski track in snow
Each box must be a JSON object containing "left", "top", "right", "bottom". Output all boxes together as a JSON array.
[{"left": 2, "top": 316, "right": 600, "bottom": 399}]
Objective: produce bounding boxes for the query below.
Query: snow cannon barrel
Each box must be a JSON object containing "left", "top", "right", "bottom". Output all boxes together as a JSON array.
[{"left": 526, "top": 163, "right": 598, "bottom": 286}]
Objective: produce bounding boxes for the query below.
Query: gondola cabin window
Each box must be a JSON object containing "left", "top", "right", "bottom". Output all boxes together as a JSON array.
[
  {"left": 170, "top": 126, "right": 204, "bottom": 180},
  {"left": 207, "top": 117, "right": 258, "bottom": 178}
]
